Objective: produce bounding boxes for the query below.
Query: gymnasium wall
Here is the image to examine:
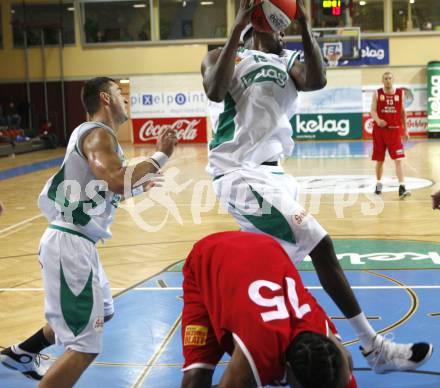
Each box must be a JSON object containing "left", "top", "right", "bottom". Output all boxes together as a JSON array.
[{"left": 1, "top": 0, "right": 439, "bottom": 141}]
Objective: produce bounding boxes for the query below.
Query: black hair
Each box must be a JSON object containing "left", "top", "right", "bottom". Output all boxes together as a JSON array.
[
  {"left": 287, "top": 332, "right": 342, "bottom": 388},
  {"left": 81, "top": 77, "right": 116, "bottom": 115}
]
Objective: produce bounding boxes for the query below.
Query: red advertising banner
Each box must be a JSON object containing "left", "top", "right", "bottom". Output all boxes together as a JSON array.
[
  {"left": 362, "top": 111, "right": 428, "bottom": 139},
  {"left": 132, "top": 117, "right": 208, "bottom": 144}
]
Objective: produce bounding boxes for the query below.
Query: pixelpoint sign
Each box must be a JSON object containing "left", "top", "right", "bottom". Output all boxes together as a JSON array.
[{"left": 131, "top": 92, "right": 206, "bottom": 108}]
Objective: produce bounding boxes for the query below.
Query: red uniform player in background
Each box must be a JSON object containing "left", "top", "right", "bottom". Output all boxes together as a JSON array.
[
  {"left": 371, "top": 71, "right": 411, "bottom": 199},
  {"left": 180, "top": 231, "right": 356, "bottom": 388}
]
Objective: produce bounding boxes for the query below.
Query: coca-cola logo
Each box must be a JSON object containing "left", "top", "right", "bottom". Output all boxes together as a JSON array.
[
  {"left": 139, "top": 119, "right": 200, "bottom": 141},
  {"left": 364, "top": 117, "right": 375, "bottom": 134}
]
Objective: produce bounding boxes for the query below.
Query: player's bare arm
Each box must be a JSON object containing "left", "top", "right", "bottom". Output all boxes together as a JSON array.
[
  {"left": 218, "top": 340, "right": 256, "bottom": 388},
  {"left": 201, "top": 0, "right": 262, "bottom": 102},
  {"left": 401, "top": 90, "right": 410, "bottom": 139},
  {"left": 82, "top": 126, "right": 177, "bottom": 194},
  {"left": 289, "top": 0, "right": 326, "bottom": 92},
  {"left": 370, "top": 91, "right": 387, "bottom": 127}
]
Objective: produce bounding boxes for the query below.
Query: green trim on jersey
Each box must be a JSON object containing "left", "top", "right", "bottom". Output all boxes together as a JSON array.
[
  {"left": 287, "top": 51, "right": 300, "bottom": 71},
  {"left": 241, "top": 65, "right": 288, "bottom": 89},
  {"left": 47, "top": 164, "right": 107, "bottom": 227},
  {"left": 49, "top": 224, "right": 96, "bottom": 244},
  {"left": 231, "top": 185, "right": 296, "bottom": 243},
  {"left": 60, "top": 263, "right": 94, "bottom": 337},
  {"left": 209, "top": 93, "right": 237, "bottom": 150}
]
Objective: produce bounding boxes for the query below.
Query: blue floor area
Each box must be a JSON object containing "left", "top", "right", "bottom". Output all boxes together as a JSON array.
[
  {"left": 0, "top": 140, "right": 422, "bottom": 181},
  {"left": 292, "top": 140, "right": 419, "bottom": 159},
  {"left": 0, "top": 157, "right": 63, "bottom": 181},
  {"left": 2, "top": 267, "right": 439, "bottom": 387}
]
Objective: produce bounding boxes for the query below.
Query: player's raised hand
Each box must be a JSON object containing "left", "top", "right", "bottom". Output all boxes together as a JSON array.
[
  {"left": 234, "top": 0, "right": 265, "bottom": 30},
  {"left": 156, "top": 126, "right": 178, "bottom": 157},
  {"left": 296, "top": 0, "right": 308, "bottom": 22},
  {"left": 431, "top": 190, "right": 440, "bottom": 210}
]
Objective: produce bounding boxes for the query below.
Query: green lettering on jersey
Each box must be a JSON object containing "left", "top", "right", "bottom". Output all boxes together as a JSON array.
[
  {"left": 253, "top": 54, "right": 268, "bottom": 63},
  {"left": 209, "top": 93, "right": 237, "bottom": 150},
  {"left": 241, "top": 65, "right": 288, "bottom": 89}
]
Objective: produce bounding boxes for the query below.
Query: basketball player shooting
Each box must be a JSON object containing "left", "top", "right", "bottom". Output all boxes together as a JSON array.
[{"left": 202, "top": 0, "right": 432, "bottom": 375}]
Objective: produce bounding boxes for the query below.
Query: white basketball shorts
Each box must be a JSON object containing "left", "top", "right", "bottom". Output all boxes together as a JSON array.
[
  {"left": 39, "top": 225, "right": 114, "bottom": 354},
  {"left": 213, "top": 165, "right": 327, "bottom": 265}
]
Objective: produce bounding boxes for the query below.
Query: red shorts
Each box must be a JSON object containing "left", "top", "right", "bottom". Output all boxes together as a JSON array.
[{"left": 372, "top": 127, "right": 405, "bottom": 161}]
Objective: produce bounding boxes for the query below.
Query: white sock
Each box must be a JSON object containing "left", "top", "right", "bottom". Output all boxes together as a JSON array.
[{"left": 348, "top": 312, "right": 377, "bottom": 351}]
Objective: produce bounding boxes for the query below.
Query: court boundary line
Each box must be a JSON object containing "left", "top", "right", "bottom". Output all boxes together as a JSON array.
[
  {"left": 343, "top": 269, "right": 418, "bottom": 346},
  {"left": 0, "top": 213, "right": 43, "bottom": 235},
  {"left": 132, "top": 313, "right": 182, "bottom": 388}
]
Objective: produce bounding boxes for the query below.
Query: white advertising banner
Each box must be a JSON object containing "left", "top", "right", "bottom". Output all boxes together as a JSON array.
[{"left": 130, "top": 74, "right": 208, "bottom": 119}]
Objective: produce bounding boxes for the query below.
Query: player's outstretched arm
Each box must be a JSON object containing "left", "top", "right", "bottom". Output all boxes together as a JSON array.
[
  {"left": 201, "top": 0, "right": 262, "bottom": 102},
  {"left": 289, "top": 0, "right": 326, "bottom": 91},
  {"left": 82, "top": 126, "right": 177, "bottom": 195}
]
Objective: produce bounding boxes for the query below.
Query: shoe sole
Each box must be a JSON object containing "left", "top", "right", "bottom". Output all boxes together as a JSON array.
[
  {"left": 1, "top": 357, "right": 43, "bottom": 381},
  {"left": 373, "top": 344, "right": 434, "bottom": 374}
]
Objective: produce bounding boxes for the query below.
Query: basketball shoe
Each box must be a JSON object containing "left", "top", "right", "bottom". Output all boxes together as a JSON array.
[
  {"left": 399, "top": 185, "right": 411, "bottom": 199},
  {"left": 374, "top": 182, "right": 383, "bottom": 195},
  {"left": 0, "top": 345, "right": 49, "bottom": 380},
  {"left": 360, "top": 334, "right": 433, "bottom": 374}
]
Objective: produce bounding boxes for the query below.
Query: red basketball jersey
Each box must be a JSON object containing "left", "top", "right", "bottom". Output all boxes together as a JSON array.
[
  {"left": 375, "top": 87, "right": 404, "bottom": 129},
  {"left": 184, "top": 231, "right": 337, "bottom": 386}
]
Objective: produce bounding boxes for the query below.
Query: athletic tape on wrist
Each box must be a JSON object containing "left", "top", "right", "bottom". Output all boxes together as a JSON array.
[
  {"left": 151, "top": 151, "right": 168, "bottom": 168},
  {"left": 131, "top": 185, "right": 144, "bottom": 197}
]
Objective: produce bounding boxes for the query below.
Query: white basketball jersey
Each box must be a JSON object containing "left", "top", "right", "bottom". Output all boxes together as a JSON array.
[
  {"left": 207, "top": 47, "right": 300, "bottom": 177},
  {"left": 38, "top": 122, "right": 125, "bottom": 242}
]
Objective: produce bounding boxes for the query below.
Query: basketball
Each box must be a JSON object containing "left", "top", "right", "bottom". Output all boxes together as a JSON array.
[{"left": 251, "top": 0, "right": 297, "bottom": 33}]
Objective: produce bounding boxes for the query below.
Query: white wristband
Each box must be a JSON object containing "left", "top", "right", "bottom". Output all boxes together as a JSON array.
[
  {"left": 151, "top": 151, "right": 169, "bottom": 168},
  {"left": 131, "top": 185, "right": 144, "bottom": 197}
]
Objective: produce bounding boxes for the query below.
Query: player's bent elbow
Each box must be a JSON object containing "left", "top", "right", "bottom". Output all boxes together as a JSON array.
[
  {"left": 107, "top": 179, "right": 126, "bottom": 195},
  {"left": 313, "top": 76, "right": 327, "bottom": 90},
  {"left": 304, "top": 77, "right": 327, "bottom": 92},
  {"left": 205, "top": 88, "right": 225, "bottom": 103},
  {"left": 207, "top": 94, "right": 224, "bottom": 103}
]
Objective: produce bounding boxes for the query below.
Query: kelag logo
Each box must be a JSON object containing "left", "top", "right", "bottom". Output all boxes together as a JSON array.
[
  {"left": 291, "top": 113, "right": 362, "bottom": 140},
  {"left": 298, "top": 239, "right": 440, "bottom": 270}
]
